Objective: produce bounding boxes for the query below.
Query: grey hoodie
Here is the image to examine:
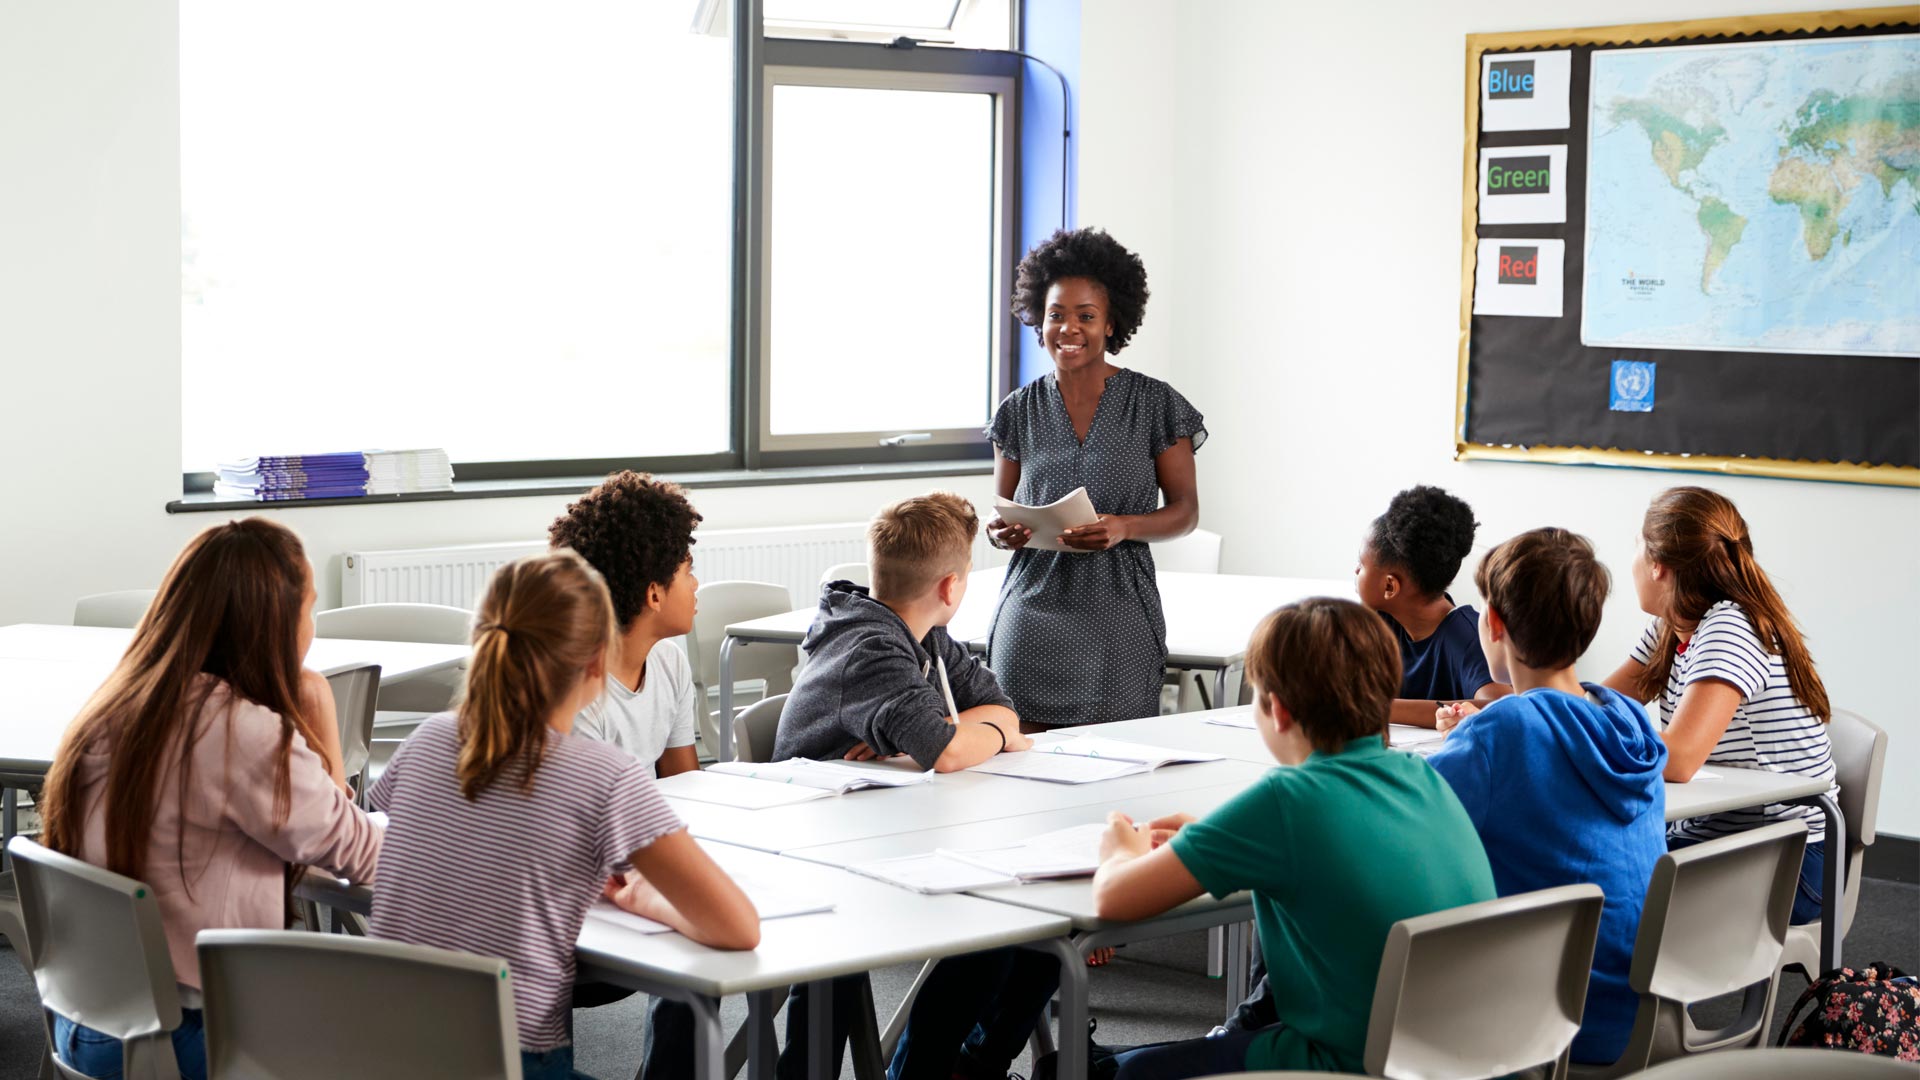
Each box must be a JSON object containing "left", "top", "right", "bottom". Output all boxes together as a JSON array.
[{"left": 772, "top": 581, "right": 1015, "bottom": 770}]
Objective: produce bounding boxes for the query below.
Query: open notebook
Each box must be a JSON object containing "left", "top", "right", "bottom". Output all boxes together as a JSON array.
[
  {"left": 848, "top": 823, "right": 1109, "bottom": 892},
  {"left": 658, "top": 759, "right": 934, "bottom": 809},
  {"left": 969, "top": 732, "right": 1223, "bottom": 784},
  {"left": 585, "top": 870, "right": 835, "bottom": 934}
]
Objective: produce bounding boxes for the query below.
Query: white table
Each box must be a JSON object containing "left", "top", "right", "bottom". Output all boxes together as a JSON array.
[
  {"left": 1080, "top": 706, "right": 1849, "bottom": 971},
  {"left": 667, "top": 758, "right": 1270, "bottom": 855},
  {"left": 714, "top": 569, "right": 1354, "bottom": 761},
  {"left": 0, "top": 624, "right": 470, "bottom": 846},
  {"left": 297, "top": 841, "right": 1076, "bottom": 1080}
]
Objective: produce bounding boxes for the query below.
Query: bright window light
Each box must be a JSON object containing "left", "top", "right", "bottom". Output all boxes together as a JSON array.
[
  {"left": 767, "top": 84, "right": 996, "bottom": 437},
  {"left": 765, "top": 0, "right": 962, "bottom": 30},
  {"left": 181, "top": 2, "right": 732, "bottom": 471}
]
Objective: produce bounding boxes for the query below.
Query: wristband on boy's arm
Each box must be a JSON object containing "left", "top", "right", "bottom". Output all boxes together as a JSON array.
[{"left": 991, "top": 723, "right": 1008, "bottom": 752}]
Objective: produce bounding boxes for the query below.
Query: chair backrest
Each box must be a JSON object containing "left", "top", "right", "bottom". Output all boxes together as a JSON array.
[
  {"left": 1366, "top": 883, "right": 1604, "bottom": 1080},
  {"left": 6, "top": 837, "right": 182, "bottom": 1049},
  {"left": 1152, "top": 528, "right": 1223, "bottom": 574},
  {"left": 820, "top": 562, "right": 870, "bottom": 588},
  {"left": 1635, "top": 1046, "right": 1920, "bottom": 1078},
  {"left": 734, "top": 694, "right": 789, "bottom": 764},
  {"left": 71, "top": 589, "right": 158, "bottom": 629},
  {"left": 685, "top": 581, "right": 798, "bottom": 691},
  {"left": 1826, "top": 709, "right": 1887, "bottom": 933},
  {"left": 323, "top": 663, "right": 382, "bottom": 794},
  {"left": 1631, "top": 820, "right": 1805, "bottom": 1008},
  {"left": 198, "top": 929, "right": 521, "bottom": 1080},
  {"left": 313, "top": 603, "right": 474, "bottom": 644}
]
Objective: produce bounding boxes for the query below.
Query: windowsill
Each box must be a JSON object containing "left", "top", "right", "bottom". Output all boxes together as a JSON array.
[{"left": 166, "top": 459, "right": 993, "bottom": 514}]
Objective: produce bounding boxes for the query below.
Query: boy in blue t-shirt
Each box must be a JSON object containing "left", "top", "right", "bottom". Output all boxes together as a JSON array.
[
  {"left": 1354, "top": 485, "right": 1509, "bottom": 728},
  {"left": 1092, "top": 597, "right": 1495, "bottom": 1077},
  {"left": 1427, "top": 527, "right": 1668, "bottom": 1065}
]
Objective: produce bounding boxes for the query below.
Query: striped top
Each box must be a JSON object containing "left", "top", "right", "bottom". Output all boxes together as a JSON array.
[
  {"left": 1631, "top": 601, "right": 1836, "bottom": 843},
  {"left": 367, "top": 714, "right": 683, "bottom": 1050}
]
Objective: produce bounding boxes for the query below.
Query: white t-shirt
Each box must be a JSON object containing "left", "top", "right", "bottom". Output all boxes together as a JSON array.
[
  {"left": 1631, "top": 600, "right": 1837, "bottom": 843},
  {"left": 576, "top": 639, "right": 699, "bottom": 774}
]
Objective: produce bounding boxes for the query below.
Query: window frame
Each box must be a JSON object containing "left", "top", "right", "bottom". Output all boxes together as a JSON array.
[{"left": 176, "top": 2, "right": 1021, "bottom": 496}]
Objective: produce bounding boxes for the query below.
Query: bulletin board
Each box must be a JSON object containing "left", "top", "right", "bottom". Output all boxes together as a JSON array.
[{"left": 1455, "top": 9, "right": 1920, "bottom": 487}]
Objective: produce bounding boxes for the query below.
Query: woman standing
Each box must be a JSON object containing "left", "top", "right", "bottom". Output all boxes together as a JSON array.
[{"left": 985, "top": 228, "right": 1205, "bottom": 728}]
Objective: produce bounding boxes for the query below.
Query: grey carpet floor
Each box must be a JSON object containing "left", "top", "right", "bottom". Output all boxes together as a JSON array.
[{"left": 3, "top": 879, "right": 1914, "bottom": 1079}]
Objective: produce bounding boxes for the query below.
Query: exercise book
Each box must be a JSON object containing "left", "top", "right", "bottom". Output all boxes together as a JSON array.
[
  {"left": 585, "top": 872, "right": 835, "bottom": 934},
  {"left": 937, "top": 822, "right": 1109, "bottom": 882}
]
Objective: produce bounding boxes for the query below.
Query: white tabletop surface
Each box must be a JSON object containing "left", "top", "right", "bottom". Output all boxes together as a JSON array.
[
  {"left": 1082, "top": 707, "right": 1832, "bottom": 822},
  {"left": 0, "top": 624, "right": 469, "bottom": 774},
  {"left": 574, "top": 840, "right": 1071, "bottom": 998},
  {"left": 668, "top": 757, "right": 1271, "bottom": 854},
  {"left": 726, "top": 569, "right": 1355, "bottom": 669}
]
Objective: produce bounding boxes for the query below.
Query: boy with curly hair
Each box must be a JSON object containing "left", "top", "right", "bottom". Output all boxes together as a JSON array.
[
  {"left": 548, "top": 469, "right": 704, "bottom": 778},
  {"left": 1354, "top": 484, "right": 1509, "bottom": 729}
]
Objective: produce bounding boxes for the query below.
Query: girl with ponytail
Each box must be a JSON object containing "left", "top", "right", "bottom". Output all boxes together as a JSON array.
[
  {"left": 367, "top": 550, "right": 757, "bottom": 1080},
  {"left": 40, "top": 518, "right": 379, "bottom": 1079},
  {"left": 1603, "top": 486, "right": 1837, "bottom": 923}
]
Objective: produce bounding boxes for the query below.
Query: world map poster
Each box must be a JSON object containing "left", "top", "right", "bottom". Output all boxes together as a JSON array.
[{"left": 1581, "top": 34, "right": 1920, "bottom": 357}]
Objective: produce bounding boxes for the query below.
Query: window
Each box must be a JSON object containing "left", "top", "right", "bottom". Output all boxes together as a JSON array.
[
  {"left": 761, "top": 71, "right": 1014, "bottom": 452},
  {"left": 180, "top": 2, "right": 733, "bottom": 477}
]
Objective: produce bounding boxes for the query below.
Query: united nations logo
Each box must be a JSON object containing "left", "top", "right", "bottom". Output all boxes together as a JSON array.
[{"left": 1610, "top": 360, "right": 1656, "bottom": 413}]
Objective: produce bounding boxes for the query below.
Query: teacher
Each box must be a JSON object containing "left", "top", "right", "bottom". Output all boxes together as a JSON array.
[{"left": 985, "top": 228, "right": 1206, "bottom": 728}]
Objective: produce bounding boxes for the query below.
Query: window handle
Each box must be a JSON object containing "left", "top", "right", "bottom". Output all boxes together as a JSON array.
[{"left": 878, "top": 433, "right": 932, "bottom": 447}]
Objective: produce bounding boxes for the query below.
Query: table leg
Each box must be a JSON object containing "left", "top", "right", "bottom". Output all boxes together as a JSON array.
[
  {"left": 849, "top": 974, "right": 886, "bottom": 1080},
  {"left": 1814, "top": 792, "right": 1846, "bottom": 973},
  {"left": 1211, "top": 666, "right": 1231, "bottom": 713},
  {"left": 1224, "top": 922, "right": 1251, "bottom": 1011},
  {"left": 1206, "top": 925, "right": 1224, "bottom": 977},
  {"left": 691, "top": 993, "right": 727, "bottom": 1080},
  {"left": 1040, "top": 938, "right": 1088, "bottom": 1080},
  {"left": 2, "top": 788, "right": 16, "bottom": 870},
  {"left": 718, "top": 636, "right": 740, "bottom": 763},
  {"left": 807, "top": 978, "right": 834, "bottom": 1080},
  {"left": 747, "top": 989, "right": 780, "bottom": 1080}
]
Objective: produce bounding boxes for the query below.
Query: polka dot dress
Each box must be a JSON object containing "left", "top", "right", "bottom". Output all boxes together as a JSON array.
[{"left": 986, "top": 368, "right": 1208, "bottom": 727}]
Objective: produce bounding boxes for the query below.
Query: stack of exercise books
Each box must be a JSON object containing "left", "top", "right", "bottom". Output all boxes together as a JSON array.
[{"left": 213, "top": 449, "right": 454, "bottom": 501}]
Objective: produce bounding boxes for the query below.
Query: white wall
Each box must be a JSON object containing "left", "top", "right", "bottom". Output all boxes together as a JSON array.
[
  {"left": 1078, "top": 0, "right": 1920, "bottom": 836},
  {"left": 0, "top": 1, "right": 992, "bottom": 621}
]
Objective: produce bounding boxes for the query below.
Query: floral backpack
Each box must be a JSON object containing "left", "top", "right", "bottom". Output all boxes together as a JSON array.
[{"left": 1779, "top": 960, "right": 1920, "bottom": 1060}]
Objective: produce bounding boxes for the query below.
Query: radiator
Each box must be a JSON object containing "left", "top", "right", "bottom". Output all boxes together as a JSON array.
[{"left": 341, "top": 524, "right": 1003, "bottom": 611}]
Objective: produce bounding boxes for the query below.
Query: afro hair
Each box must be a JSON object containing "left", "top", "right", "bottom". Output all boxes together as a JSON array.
[
  {"left": 548, "top": 471, "right": 702, "bottom": 630},
  {"left": 1367, "top": 485, "right": 1479, "bottom": 598},
  {"left": 1011, "top": 227, "right": 1150, "bottom": 354}
]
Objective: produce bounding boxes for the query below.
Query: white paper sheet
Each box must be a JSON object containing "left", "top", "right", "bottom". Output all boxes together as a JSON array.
[
  {"left": 1030, "top": 731, "right": 1224, "bottom": 767},
  {"left": 1477, "top": 144, "right": 1568, "bottom": 224},
  {"left": 993, "top": 487, "right": 1099, "bottom": 552},
  {"left": 846, "top": 853, "right": 1019, "bottom": 894},
  {"left": 1473, "top": 238, "right": 1566, "bottom": 317},
  {"left": 706, "top": 759, "right": 934, "bottom": 794},
  {"left": 968, "top": 750, "right": 1150, "bottom": 784},
  {"left": 940, "top": 823, "right": 1109, "bottom": 881},
  {"left": 1479, "top": 50, "right": 1572, "bottom": 132},
  {"left": 1387, "top": 724, "right": 1446, "bottom": 747},
  {"left": 655, "top": 769, "right": 838, "bottom": 809},
  {"left": 585, "top": 872, "right": 836, "bottom": 934},
  {"left": 1204, "top": 710, "right": 1256, "bottom": 729}
]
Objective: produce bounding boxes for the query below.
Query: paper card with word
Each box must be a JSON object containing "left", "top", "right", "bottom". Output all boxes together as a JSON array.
[
  {"left": 1478, "top": 144, "right": 1568, "bottom": 224},
  {"left": 1480, "top": 50, "right": 1571, "bottom": 131},
  {"left": 1474, "top": 239, "right": 1566, "bottom": 317}
]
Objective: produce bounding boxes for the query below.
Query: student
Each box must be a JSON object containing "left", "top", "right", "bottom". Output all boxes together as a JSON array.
[
  {"left": 37, "top": 518, "right": 378, "bottom": 1080},
  {"left": 1601, "top": 486, "right": 1837, "bottom": 923},
  {"left": 1092, "top": 597, "right": 1495, "bottom": 1078},
  {"left": 775, "top": 492, "right": 1051, "bottom": 1080},
  {"left": 1425, "top": 528, "right": 1667, "bottom": 1066},
  {"left": 1354, "top": 484, "right": 1508, "bottom": 728},
  {"left": 548, "top": 470, "right": 702, "bottom": 778},
  {"left": 368, "top": 551, "right": 758, "bottom": 1080}
]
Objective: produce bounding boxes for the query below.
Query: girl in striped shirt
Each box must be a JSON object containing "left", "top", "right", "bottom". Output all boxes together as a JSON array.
[
  {"left": 369, "top": 551, "right": 758, "bottom": 1080},
  {"left": 1603, "top": 486, "right": 1837, "bottom": 923}
]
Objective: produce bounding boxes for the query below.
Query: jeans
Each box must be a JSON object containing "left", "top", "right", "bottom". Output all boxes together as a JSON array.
[
  {"left": 53, "top": 1010, "right": 207, "bottom": 1080},
  {"left": 889, "top": 948, "right": 1061, "bottom": 1080},
  {"left": 521, "top": 1045, "right": 598, "bottom": 1080},
  {"left": 1110, "top": 1028, "right": 1260, "bottom": 1080},
  {"left": 1670, "top": 836, "right": 1826, "bottom": 925}
]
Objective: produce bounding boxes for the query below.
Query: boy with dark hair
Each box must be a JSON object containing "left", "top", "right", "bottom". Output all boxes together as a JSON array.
[
  {"left": 1354, "top": 484, "right": 1509, "bottom": 727},
  {"left": 548, "top": 470, "right": 704, "bottom": 778},
  {"left": 1427, "top": 527, "right": 1668, "bottom": 1065},
  {"left": 1092, "top": 597, "right": 1495, "bottom": 1078}
]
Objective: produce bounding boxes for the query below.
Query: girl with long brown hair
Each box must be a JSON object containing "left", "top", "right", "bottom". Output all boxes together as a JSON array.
[
  {"left": 366, "top": 550, "right": 756, "bottom": 1080},
  {"left": 38, "top": 518, "right": 381, "bottom": 1079},
  {"left": 1604, "top": 486, "right": 1837, "bottom": 923}
]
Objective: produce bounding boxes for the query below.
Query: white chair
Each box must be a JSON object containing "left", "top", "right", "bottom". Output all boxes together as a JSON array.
[
  {"left": 1572, "top": 820, "right": 1807, "bottom": 1077},
  {"left": 321, "top": 663, "right": 381, "bottom": 803},
  {"left": 71, "top": 590, "right": 157, "bottom": 629},
  {"left": 1366, "top": 883, "right": 1605, "bottom": 1079},
  {"left": 732, "top": 694, "right": 789, "bottom": 764},
  {"left": 1, "top": 868, "right": 57, "bottom": 1078},
  {"left": 820, "top": 561, "right": 870, "bottom": 588},
  {"left": 684, "top": 582, "right": 796, "bottom": 759},
  {"left": 314, "top": 602, "right": 472, "bottom": 744},
  {"left": 1634, "top": 1047, "right": 1919, "bottom": 1078},
  {"left": 1152, "top": 527, "right": 1222, "bottom": 574},
  {"left": 1777, "top": 710, "right": 1887, "bottom": 985},
  {"left": 7, "top": 836, "right": 185, "bottom": 1080},
  {"left": 197, "top": 929, "right": 521, "bottom": 1079}
]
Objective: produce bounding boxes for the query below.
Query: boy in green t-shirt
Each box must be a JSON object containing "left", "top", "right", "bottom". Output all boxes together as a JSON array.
[{"left": 1092, "top": 597, "right": 1495, "bottom": 1077}]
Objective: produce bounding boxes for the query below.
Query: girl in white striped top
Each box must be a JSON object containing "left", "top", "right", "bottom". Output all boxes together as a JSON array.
[
  {"left": 369, "top": 551, "right": 759, "bottom": 1079},
  {"left": 1603, "top": 486, "right": 1836, "bottom": 924}
]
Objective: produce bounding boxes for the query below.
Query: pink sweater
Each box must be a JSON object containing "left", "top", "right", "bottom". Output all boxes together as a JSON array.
[{"left": 69, "top": 678, "right": 383, "bottom": 987}]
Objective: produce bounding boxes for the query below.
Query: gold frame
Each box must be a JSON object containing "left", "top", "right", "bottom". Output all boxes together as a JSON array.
[{"left": 1455, "top": 7, "right": 1920, "bottom": 488}]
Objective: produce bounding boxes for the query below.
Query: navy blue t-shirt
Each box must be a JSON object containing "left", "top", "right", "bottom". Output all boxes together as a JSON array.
[{"left": 1383, "top": 600, "right": 1495, "bottom": 701}]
